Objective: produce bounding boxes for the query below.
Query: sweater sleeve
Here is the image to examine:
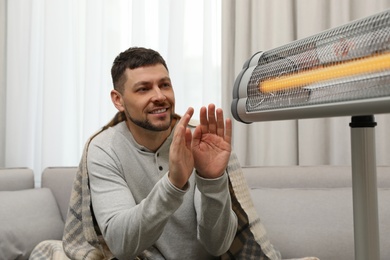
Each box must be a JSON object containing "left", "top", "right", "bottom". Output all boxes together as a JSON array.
[
  {"left": 88, "top": 141, "right": 187, "bottom": 259},
  {"left": 194, "top": 172, "right": 238, "bottom": 256}
]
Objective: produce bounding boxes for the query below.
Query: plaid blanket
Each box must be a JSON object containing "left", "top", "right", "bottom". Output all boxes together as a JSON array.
[{"left": 31, "top": 111, "right": 282, "bottom": 260}]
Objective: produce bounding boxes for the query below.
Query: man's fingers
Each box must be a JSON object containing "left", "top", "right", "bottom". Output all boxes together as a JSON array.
[
  {"left": 178, "top": 107, "right": 194, "bottom": 128},
  {"left": 199, "top": 106, "right": 208, "bottom": 133},
  {"left": 207, "top": 104, "right": 217, "bottom": 134},
  {"left": 216, "top": 108, "right": 225, "bottom": 137},
  {"left": 224, "top": 118, "right": 232, "bottom": 144},
  {"left": 199, "top": 104, "right": 230, "bottom": 137},
  {"left": 185, "top": 128, "right": 192, "bottom": 148}
]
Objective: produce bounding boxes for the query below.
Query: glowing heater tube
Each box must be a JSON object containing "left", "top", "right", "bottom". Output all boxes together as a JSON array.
[{"left": 259, "top": 52, "right": 390, "bottom": 93}]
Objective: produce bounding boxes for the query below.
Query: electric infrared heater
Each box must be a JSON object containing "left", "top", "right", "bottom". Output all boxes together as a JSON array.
[{"left": 231, "top": 10, "right": 390, "bottom": 260}]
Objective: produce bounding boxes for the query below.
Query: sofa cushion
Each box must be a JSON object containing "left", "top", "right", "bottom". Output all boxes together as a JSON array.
[
  {"left": 250, "top": 187, "right": 390, "bottom": 260},
  {"left": 243, "top": 165, "right": 390, "bottom": 189},
  {"left": 0, "top": 168, "right": 34, "bottom": 191},
  {"left": 41, "top": 167, "right": 77, "bottom": 221},
  {"left": 0, "top": 188, "right": 65, "bottom": 260}
]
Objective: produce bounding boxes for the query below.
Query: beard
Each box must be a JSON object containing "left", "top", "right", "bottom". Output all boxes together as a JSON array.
[{"left": 125, "top": 109, "right": 173, "bottom": 132}]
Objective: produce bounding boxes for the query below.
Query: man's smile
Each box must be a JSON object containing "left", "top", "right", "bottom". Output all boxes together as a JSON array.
[{"left": 149, "top": 108, "right": 168, "bottom": 114}]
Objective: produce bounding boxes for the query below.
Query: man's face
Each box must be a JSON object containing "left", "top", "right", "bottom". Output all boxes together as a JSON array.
[{"left": 118, "top": 64, "right": 175, "bottom": 132}]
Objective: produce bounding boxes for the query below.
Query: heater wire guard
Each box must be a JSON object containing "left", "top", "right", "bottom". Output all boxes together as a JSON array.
[{"left": 232, "top": 10, "right": 390, "bottom": 123}]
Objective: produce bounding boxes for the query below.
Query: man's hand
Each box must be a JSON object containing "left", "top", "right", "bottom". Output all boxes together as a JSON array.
[
  {"left": 192, "top": 104, "right": 232, "bottom": 179},
  {"left": 169, "top": 107, "right": 195, "bottom": 189}
]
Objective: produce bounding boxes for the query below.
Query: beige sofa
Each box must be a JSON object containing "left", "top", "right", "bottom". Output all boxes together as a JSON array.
[
  {"left": 1, "top": 166, "right": 389, "bottom": 260},
  {"left": 0, "top": 167, "right": 75, "bottom": 259}
]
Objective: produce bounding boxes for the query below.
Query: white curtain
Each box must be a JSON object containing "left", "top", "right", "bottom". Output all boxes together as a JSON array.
[
  {"left": 2, "top": 0, "right": 390, "bottom": 186},
  {"left": 0, "top": 0, "right": 5, "bottom": 169},
  {"left": 1, "top": 0, "right": 221, "bottom": 186},
  {"left": 222, "top": 0, "right": 390, "bottom": 167}
]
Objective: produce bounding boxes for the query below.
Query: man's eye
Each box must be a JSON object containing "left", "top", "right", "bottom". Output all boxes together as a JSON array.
[{"left": 137, "top": 87, "right": 148, "bottom": 92}]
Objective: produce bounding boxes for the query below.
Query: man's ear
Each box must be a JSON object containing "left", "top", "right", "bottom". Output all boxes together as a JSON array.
[{"left": 111, "top": 89, "right": 125, "bottom": 112}]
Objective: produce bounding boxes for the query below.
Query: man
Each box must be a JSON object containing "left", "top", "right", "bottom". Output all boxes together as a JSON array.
[
  {"left": 87, "top": 47, "right": 238, "bottom": 259},
  {"left": 31, "top": 47, "right": 316, "bottom": 260}
]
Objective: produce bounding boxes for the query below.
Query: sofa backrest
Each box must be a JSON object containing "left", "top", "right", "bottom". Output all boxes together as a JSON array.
[
  {"left": 41, "top": 167, "right": 78, "bottom": 221},
  {"left": 242, "top": 165, "right": 390, "bottom": 260},
  {"left": 243, "top": 165, "right": 390, "bottom": 189},
  {"left": 0, "top": 167, "right": 34, "bottom": 191}
]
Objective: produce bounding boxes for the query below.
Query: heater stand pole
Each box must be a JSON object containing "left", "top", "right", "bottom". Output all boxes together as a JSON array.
[{"left": 349, "top": 115, "right": 380, "bottom": 260}]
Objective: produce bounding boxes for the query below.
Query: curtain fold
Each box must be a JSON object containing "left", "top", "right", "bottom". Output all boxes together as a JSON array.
[
  {"left": 0, "top": 0, "right": 6, "bottom": 167},
  {"left": 1, "top": 0, "right": 221, "bottom": 186},
  {"left": 222, "top": 0, "right": 390, "bottom": 167}
]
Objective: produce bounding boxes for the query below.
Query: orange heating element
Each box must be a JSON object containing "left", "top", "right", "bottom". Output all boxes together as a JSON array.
[{"left": 259, "top": 52, "right": 390, "bottom": 93}]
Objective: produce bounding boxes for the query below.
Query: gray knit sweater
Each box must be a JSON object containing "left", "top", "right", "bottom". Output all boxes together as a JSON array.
[{"left": 87, "top": 121, "right": 238, "bottom": 260}]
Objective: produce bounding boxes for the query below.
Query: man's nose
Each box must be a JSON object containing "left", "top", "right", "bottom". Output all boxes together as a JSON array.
[{"left": 151, "top": 86, "right": 166, "bottom": 101}]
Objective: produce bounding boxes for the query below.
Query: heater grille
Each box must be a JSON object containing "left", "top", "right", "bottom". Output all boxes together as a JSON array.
[{"left": 232, "top": 10, "right": 390, "bottom": 122}]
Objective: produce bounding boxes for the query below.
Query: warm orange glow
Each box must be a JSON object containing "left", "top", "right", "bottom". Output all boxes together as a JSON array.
[{"left": 259, "top": 52, "right": 390, "bottom": 93}]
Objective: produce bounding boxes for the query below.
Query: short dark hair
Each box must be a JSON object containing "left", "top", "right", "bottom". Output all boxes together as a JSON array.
[{"left": 111, "top": 47, "right": 169, "bottom": 93}]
